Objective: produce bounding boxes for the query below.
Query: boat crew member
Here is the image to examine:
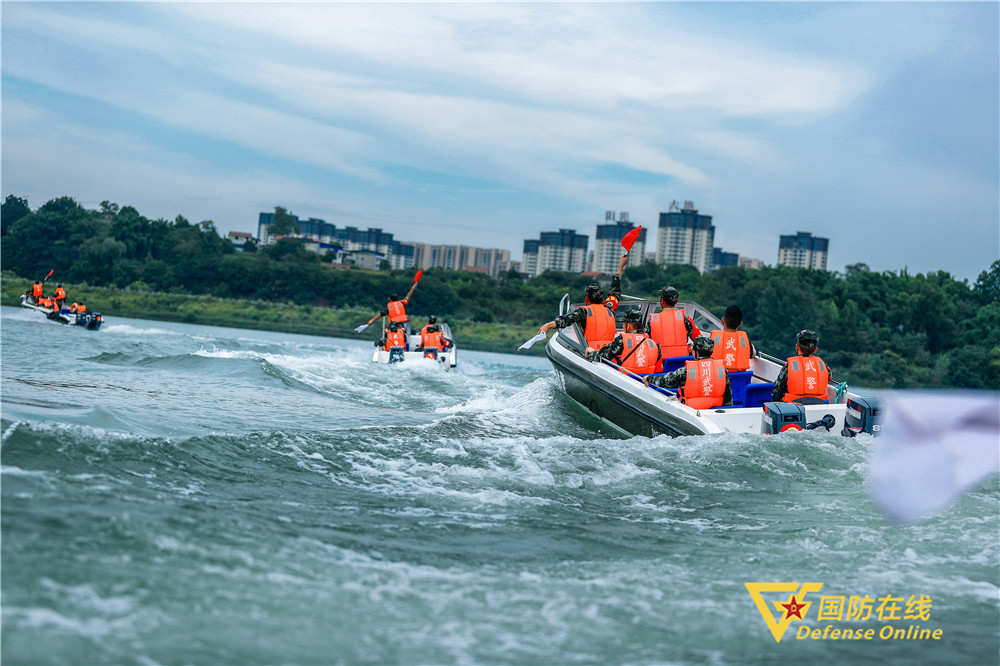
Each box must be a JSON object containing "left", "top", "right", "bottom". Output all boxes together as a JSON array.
[
  {"left": 31, "top": 280, "right": 44, "bottom": 304},
  {"left": 647, "top": 286, "right": 701, "bottom": 358},
  {"left": 418, "top": 316, "right": 452, "bottom": 352},
  {"left": 378, "top": 320, "right": 408, "bottom": 351},
  {"left": 362, "top": 279, "right": 420, "bottom": 329},
  {"left": 70, "top": 302, "right": 87, "bottom": 313},
  {"left": 772, "top": 330, "right": 831, "bottom": 404},
  {"left": 709, "top": 305, "right": 756, "bottom": 372},
  {"left": 536, "top": 253, "right": 629, "bottom": 352},
  {"left": 54, "top": 285, "right": 67, "bottom": 310},
  {"left": 643, "top": 336, "right": 732, "bottom": 408},
  {"left": 615, "top": 312, "right": 660, "bottom": 374}
]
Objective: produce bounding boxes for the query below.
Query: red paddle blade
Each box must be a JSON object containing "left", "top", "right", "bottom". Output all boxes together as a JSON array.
[
  {"left": 621, "top": 226, "right": 642, "bottom": 252},
  {"left": 414, "top": 269, "right": 423, "bottom": 283}
]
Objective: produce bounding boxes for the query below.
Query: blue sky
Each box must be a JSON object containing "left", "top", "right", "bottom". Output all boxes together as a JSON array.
[{"left": 2, "top": 2, "right": 997, "bottom": 281}]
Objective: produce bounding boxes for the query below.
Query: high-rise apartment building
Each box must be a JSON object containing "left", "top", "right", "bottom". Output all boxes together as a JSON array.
[
  {"left": 522, "top": 229, "right": 588, "bottom": 277},
  {"left": 405, "top": 243, "right": 511, "bottom": 278},
  {"left": 712, "top": 247, "right": 739, "bottom": 270},
  {"left": 777, "top": 231, "right": 829, "bottom": 270},
  {"left": 655, "top": 202, "right": 715, "bottom": 273},
  {"left": 593, "top": 214, "right": 646, "bottom": 274},
  {"left": 257, "top": 212, "right": 408, "bottom": 268},
  {"left": 521, "top": 240, "right": 539, "bottom": 278}
]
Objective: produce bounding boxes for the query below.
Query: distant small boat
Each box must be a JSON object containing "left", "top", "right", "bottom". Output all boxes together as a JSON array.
[
  {"left": 544, "top": 295, "right": 880, "bottom": 438},
  {"left": 20, "top": 294, "right": 104, "bottom": 330},
  {"left": 371, "top": 321, "right": 457, "bottom": 371}
]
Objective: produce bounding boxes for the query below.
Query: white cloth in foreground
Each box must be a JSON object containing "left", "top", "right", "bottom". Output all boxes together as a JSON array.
[{"left": 868, "top": 390, "right": 1000, "bottom": 522}]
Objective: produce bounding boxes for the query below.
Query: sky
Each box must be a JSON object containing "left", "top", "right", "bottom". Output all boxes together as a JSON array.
[{"left": 2, "top": 2, "right": 998, "bottom": 282}]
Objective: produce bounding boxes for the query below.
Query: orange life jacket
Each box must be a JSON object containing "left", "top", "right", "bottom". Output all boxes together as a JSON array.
[
  {"left": 37, "top": 297, "right": 53, "bottom": 308},
  {"left": 32, "top": 283, "right": 43, "bottom": 298},
  {"left": 710, "top": 330, "right": 751, "bottom": 372},
  {"left": 387, "top": 300, "right": 408, "bottom": 323},
  {"left": 582, "top": 304, "right": 617, "bottom": 350},
  {"left": 616, "top": 333, "right": 660, "bottom": 375},
  {"left": 421, "top": 328, "right": 446, "bottom": 350},
  {"left": 384, "top": 328, "right": 407, "bottom": 350},
  {"left": 784, "top": 355, "right": 829, "bottom": 403},
  {"left": 648, "top": 309, "right": 689, "bottom": 357},
  {"left": 54, "top": 287, "right": 66, "bottom": 300},
  {"left": 681, "top": 358, "right": 727, "bottom": 409},
  {"left": 75, "top": 304, "right": 86, "bottom": 313}
]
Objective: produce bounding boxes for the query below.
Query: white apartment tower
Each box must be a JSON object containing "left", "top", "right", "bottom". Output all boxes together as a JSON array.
[
  {"left": 593, "top": 213, "right": 646, "bottom": 275},
  {"left": 655, "top": 202, "right": 715, "bottom": 273}
]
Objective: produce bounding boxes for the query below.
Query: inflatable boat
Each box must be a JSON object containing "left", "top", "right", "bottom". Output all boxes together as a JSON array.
[{"left": 20, "top": 294, "right": 103, "bottom": 330}]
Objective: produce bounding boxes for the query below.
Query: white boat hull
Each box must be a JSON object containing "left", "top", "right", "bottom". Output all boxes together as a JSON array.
[{"left": 544, "top": 299, "right": 872, "bottom": 438}]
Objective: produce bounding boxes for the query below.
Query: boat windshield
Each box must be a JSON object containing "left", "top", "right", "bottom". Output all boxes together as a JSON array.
[{"left": 678, "top": 301, "right": 723, "bottom": 333}]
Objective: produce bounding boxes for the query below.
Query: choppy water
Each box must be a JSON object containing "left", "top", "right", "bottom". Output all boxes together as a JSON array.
[{"left": 2, "top": 306, "right": 997, "bottom": 665}]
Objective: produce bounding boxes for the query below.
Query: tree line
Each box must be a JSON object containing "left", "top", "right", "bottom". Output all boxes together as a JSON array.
[{"left": 3, "top": 194, "right": 998, "bottom": 388}]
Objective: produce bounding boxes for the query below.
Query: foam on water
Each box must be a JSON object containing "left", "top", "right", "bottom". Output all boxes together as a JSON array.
[{"left": 2, "top": 307, "right": 997, "bottom": 665}]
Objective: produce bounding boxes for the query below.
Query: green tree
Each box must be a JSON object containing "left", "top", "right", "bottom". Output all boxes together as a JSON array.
[
  {"left": 1, "top": 194, "right": 31, "bottom": 236},
  {"left": 270, "top": 206, "right": 297, "bottom": 236}
]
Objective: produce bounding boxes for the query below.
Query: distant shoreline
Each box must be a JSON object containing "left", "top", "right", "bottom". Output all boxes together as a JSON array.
[{"left": 0, "top": 274, "right": 546, "bottom": 356}]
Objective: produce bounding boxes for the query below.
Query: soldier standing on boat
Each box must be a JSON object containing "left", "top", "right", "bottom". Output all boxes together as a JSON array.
[
  {"left": 535, "top": 253, "right": 629, "bottom": 352},
  {"left": 647, "top": 286, "right": 701, "bottom": 358}
]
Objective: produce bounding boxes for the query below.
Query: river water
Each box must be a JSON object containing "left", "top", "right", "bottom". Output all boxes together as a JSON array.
[{"left": 2, "top": 306, "right": 997, "bottom": 665}]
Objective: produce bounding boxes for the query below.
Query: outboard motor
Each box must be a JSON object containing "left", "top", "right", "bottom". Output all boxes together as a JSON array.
[
  {"left": 423, "top": 348, "right": 439, "bottom": 360},
  {"left": 842, "top": 397, "right": 882, "bottom": 437},
  {"left": 388, "top": 347, "right": 405, "bottom": 364},
  {"left": 762, "top": 402, "right": 806, "bottom": 434}
]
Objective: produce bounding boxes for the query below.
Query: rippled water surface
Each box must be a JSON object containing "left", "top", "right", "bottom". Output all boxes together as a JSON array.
[{"left": 2, "top": 306, "right": 997, "bottom": 664}]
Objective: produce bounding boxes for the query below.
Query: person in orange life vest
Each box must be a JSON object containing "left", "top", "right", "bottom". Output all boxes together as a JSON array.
[
  {"left": 643, "top": 336, "right": 731, "bottom": 408},
  {"left": 647, "top": 286, "right": 701, "bottom": 357},
  {"left": 536, "top": 253, "right": 629, "bottom": 351},
  {"left": 377, "top": 321, "right": 408, "bottom": 351},
  {"left": 70, "top": 303, "right": 87, "bottom": 314},
  {"left": 54, "top": 285, "right": 67, "bottom": 309},
  {"left": 363, "top": 279, "right": 420, "bottom": 328},
  {"left": 31, "top": 281, "right": 44, "bottom": 303},
  {"left": 418, "top": 316, "right": 452, "bottom": 351},
  {"left": 606, "top": 309, "right": 660, "bottom": 374},
  {"left": 709, "top": 305, "right": 756, "bottom": 372},
  {"left": 772, "top": 329, "right": 832, "bottom": 405}
]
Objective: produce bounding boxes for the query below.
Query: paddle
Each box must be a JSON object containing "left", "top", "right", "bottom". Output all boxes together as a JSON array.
[
  {"left": 620, "top": 226, "right": 642, "bottom": 254},
  {"left": 41, "top": 269, "right": 55, "bottom": 283},
  {"left": 414, "top": 269, "right": 423, "bottom": 283}
]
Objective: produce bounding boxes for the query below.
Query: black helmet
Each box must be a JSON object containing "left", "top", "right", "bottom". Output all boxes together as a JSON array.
[
  {"left": 796, "top": 329, "right": 819, "bottom": 347},
  {"left": 585, "top": 283, "right": 604, "bottom": 302},
  {"left": 428, "top": 315, "right": 437, "bottom": 324},
  {"left": 659, "top": 286, "right": 679, "bottom": 303},
  {"left": 692, "top": 336, "right": 714, "bottom": 356}
]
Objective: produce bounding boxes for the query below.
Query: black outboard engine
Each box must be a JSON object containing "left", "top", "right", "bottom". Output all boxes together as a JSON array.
[
  {"left": 423, "top": 348, "right": 439, "bottom": 360},
  {"left": 762, "top": 402, "right": 806, "bottom": 434},
  {"left": 842, "top": 397, "right": 882, "bottom": 437},
  {"left": 389, "top": 347, "right": 405, "bottom": 364}
]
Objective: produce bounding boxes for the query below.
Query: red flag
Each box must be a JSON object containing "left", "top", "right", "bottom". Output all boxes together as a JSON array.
[
  {"left": 621, "top": 226, "right": 642, "bottom": 252},
  {"left": 414, "top": 269, "right": 423, "bottom": 283}
]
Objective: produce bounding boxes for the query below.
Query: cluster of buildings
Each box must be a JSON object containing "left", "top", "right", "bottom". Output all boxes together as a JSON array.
[{"left": 235, "top": 201, "right": 829, "bottom": 279}]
